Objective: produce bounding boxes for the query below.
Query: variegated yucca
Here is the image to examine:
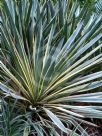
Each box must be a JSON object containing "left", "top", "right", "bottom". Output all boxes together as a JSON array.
[{"left": 0, "top": 0, "right": 102, "bottom": 135}]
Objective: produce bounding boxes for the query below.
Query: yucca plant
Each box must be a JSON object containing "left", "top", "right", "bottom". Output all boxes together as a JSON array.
[{"left": 0, "top": 0, "right": 102, "bottom": 135}]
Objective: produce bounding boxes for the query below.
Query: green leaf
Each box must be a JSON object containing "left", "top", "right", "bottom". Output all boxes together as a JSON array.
[
  {"left": 23, "top": 127, "right": 30, "bottom": 136},
  {"left": 43, "top": 108, "right": 68, "bottom": 133}
]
